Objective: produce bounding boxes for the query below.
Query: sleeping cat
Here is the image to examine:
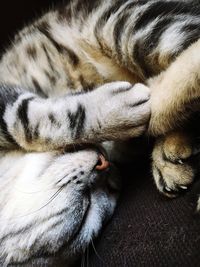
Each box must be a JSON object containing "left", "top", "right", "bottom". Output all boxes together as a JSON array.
[
  {"left": 0, "top": 0, "right": 200, "bottom": 266},
  {"left": 0, "top": 79, "right": 150, "bottom": 267}
]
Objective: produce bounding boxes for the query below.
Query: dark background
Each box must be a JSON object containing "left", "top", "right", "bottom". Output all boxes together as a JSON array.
[
  {"left": 0, "top": 0, "right": 64, "bottom": 49},
  {"left": 1, "top": 1, "right": 200, "bottom": 266}
]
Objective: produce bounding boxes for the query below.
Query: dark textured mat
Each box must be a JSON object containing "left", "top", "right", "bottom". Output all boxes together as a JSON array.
[{"left": 88, "top": 162, "right": 200, "bottom": 267}]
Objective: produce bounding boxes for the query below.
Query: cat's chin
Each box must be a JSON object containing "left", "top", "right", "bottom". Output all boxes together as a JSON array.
[{"left": 66, "top": 166, "right": 120, "bottom": 260}]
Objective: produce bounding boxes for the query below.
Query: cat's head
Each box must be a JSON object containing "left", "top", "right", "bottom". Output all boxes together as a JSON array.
[{"left": 0, "top": 145, "right": 120, "bottom": 266}]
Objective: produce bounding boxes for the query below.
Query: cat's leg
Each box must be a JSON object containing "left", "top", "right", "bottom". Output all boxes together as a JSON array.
[
  {"left": 148, "top": 40, "right": 200, "bottom": 198},
  {"left": 148, "top": 39, "right": 200, "bottom": 136},
  {"left": 0, "top": 81, "right": 150, "bottom": 151}
]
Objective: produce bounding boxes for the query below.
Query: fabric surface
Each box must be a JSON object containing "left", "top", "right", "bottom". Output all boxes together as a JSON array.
[{"left": 88, "top": 161, "right": 200, "bottom": 267}]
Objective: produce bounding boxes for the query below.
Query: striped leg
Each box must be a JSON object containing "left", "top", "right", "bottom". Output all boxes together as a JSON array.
[{"left": 0, "top": 82, "right": 150, "bottom": 151}]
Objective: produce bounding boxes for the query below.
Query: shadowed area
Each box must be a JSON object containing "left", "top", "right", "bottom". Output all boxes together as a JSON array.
[{"left": 88, "top": 160, "right": 200, "bottom": 267}]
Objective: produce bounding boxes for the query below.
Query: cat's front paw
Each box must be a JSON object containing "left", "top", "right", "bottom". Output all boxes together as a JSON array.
[
  {"left": 94, "top": 81, "right": 151, "bottom": 139},
  {"left": 152, "top": 131, "right": 197, "bottom": 198}
]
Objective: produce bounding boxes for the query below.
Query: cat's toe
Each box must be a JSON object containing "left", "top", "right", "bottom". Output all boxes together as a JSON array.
[
  {"left": 106, "top": 82, "right": 151, "bottom": 130},
  {"left": 127, "top": 83, "right": 150, "bottom": 106},
  {"left": 125, "top": 83, "right": 151, "bottom": 126}
]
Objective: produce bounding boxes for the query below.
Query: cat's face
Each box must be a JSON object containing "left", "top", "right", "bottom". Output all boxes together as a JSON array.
[{"left": 0, "top": 145, "right": 120, "bottom": 266}]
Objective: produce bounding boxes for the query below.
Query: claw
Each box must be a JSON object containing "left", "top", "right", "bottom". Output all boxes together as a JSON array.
[
  {"left": 178, "top": 159, "right": 184, "bottom": 165},
  {"left": 163, "top": 187, "right": 179, "bottom": 198},
  {"left": 164, "top": 186, "right": 172, "bottom": 192},
  {"left": 179, "top": 185, "right": 188, "bottom": 190}
]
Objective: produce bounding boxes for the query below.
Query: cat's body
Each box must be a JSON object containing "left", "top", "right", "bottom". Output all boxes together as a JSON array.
[
  {"left": 1, "top": 0, "right": 199, "bottom": 95},
  {"left": 0, "top": 0, "right": 200, "bottom": 266}
]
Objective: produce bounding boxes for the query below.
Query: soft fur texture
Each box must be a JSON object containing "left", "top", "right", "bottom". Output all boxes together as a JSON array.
[
  {"left": 0, "top": 0, "right": 200, "bottom": 266},
  {"left": 0, "top": 148, "right": 122, "bottom": 266}
]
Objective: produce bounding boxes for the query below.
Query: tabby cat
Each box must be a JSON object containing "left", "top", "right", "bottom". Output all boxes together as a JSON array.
[{"left": 0, "top": 0, "right": 200, "bottom": 266}]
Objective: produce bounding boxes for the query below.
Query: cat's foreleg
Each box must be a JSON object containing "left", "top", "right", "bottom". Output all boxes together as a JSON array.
[{"left": 0, "top": 82, "right": 150, "bottom": 151}]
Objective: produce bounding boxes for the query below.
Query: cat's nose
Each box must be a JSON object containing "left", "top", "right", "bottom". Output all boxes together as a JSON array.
[{"left": 95, "top": 154, "right": 110, "bottom": 171}]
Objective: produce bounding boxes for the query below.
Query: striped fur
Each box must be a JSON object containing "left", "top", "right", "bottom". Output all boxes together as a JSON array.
[
  {"left": 0, "top": 82, "right": 150, "bottom": 151},
  {"left": 0, "top": 0, "right": 200, "bottom": 266}
]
